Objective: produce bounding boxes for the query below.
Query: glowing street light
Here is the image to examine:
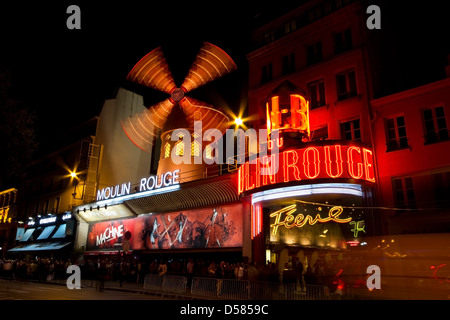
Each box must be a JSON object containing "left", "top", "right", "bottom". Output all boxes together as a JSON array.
[{"left": 234, "top": 117, "right": 243, "bottom": 126}]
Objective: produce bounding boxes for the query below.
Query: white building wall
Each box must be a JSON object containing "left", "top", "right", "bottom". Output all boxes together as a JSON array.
[{"left": 95, "top": 88, "right": 152, "bottom": 191}]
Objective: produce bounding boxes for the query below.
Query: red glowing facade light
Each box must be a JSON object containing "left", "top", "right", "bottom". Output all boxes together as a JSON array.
[
  {"left": 251, "top": 204, "right": 263, "bottom": 239},
  {"left": 238, "top": 143, "right": 376, "bottom": 195},
  {"left": 265, "top": 81, "right": 310, "bottom": 142}
]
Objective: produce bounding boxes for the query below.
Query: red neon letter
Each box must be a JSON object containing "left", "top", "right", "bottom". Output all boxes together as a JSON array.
[
  {"left": 363, "top": 148, "right": 376, "bottom": 182},
  {"left": 238, "top": 165, "right": 245, "bottom": 194},
  {"left": 303, "top": 147, "right": 320, "bottom": 179},
  {"left": 245, "top": 162, "right": 255, "bottom": 191},
  {"left": 255, "top": 158, "right": 261, "bottom": 188},
  {"left": 283, "top": 150, "right": 301, "bottom": 183},
  {"left": 262, "top": 155, "right": 277, "bottom": 186},
  {"left": 347, "top": 146, "right": 363, "bottom": 179},
  {"left": 324, "top": 145, "right": 344, "bottom": 178},
  {"left": 290, "top": 94, "right": 309, "bottom": 131}
]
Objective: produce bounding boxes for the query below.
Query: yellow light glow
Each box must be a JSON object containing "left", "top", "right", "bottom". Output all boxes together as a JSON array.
[
  {"left": 70, "top": 172, "right": 77, "bottom": 178},
  {"left": 234, "top": 117, "right": 243, "bottom": 126}
]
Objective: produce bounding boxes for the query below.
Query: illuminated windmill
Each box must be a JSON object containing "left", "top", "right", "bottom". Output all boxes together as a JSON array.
[{"left": 122, "top": 42, "right": 237, "bottom": 181}]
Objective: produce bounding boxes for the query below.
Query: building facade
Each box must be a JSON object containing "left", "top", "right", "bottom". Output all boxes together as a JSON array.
[
  {"left": 0, "top": 188, "right": 18, "bottom": 258},
  {"left": 5, "top": 0, "right": 450, "bottom": 299}
]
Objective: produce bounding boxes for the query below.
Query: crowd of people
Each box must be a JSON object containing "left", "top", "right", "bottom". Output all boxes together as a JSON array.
[
  {"left": 0, "top": 258, "right": 73, "bottom": 281},
  {"left": 1, "top": 255, "right": 343, "bottom": 289}
]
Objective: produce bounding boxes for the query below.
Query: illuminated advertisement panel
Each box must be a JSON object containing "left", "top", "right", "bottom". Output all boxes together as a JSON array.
[
  {"left": 132, "top": 203, "right": 243, "bottom": 250},
  {"left": 268, "top": 201, "right": 367, "bottom": 249},
  {"left": 86, "top": 218, "right": 135, "bottom": 251}
]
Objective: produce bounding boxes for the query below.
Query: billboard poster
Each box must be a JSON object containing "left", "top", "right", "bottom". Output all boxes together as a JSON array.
[
  {"left": 86, "top": 218, "right": 135, "bottom": 251},
  {"left": 133, "top": 204, "right": 243, "bottom": 250}
]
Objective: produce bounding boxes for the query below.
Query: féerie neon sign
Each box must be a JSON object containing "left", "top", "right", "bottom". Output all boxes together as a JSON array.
[
  {"left": 238, "top": 143, "right": 375, "bottom": 195},
  {"left": 270, "top": 204, "right": 352, "bottom": 236}
]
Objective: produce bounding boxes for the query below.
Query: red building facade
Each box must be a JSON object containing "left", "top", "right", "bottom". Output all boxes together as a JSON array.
[{"left": 244, "top": 0, "right": 450, "bottom": 290}]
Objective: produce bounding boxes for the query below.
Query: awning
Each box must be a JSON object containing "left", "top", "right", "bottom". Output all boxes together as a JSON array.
[
  {"left": 51, "top": 224, "right": 67, "bottom": 239},
  {"left": 36, "top": 225, "right": 56, "bottom": 240},
  {"left": 124, "top": 175, "right": 239, "bottom": 214},
  {"left": 19, "top": 228, "right": 35, "bottom": 242},
  {"left": 8, "top": 242, "right": 72, "bottom": 252}
]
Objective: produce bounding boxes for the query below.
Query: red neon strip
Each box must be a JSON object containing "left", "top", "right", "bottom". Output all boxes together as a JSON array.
[
  {"left": 324, "top": 145, "right": 344, "bottom": 178},
  {"left": 363, "top": 148, "right": 376, "bottom": 183},
  {"left": 238, "top": 166, "right": 245, "bottom": 195},
  {"left": 283, "top": 150, "right": 301, "bottom": 182},
  {"left": 347, "top": 146, "right": 363, "bottom": 179},
  {"left": 245, "top": 162, "right": 255, "bottom": 191},
  {"left": 303, "top": 147, "right": 320, "bottom": 179}
]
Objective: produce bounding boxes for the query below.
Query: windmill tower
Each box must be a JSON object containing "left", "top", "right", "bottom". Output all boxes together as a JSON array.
[{"left": 122, "top": 42, "right": 237, "bottom": 182}]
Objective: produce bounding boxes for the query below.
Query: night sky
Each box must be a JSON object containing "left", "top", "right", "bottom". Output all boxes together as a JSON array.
[{"left": 1, "top": 1, "right": 449, "bottom": 155}]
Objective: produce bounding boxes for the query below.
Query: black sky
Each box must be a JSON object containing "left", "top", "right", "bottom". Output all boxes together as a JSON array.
[{"left": 1, "top": 1, "right": 449, "bottom": 155}]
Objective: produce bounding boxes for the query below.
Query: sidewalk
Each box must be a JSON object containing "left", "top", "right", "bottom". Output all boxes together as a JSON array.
[{"left": 46, "top": 277, "right": 198, "bottom": 299}]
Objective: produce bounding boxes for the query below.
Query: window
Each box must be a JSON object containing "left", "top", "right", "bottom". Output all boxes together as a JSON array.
[
  {"left": 164, "top": 143, "right": 171, "bottom": 158},
  {"left": 334, "top": 28, "right": 352, "bottom": 54},
  {"left": 340, "top": 119, "right": 361, "bottom": 141},
  {"left": 385, "top": 116, "right": 409, "bottom": 151},
  {"left": 261, "top": 63, "right": 273, "bottom": 84},
  {"left": 432, "top": 172, "right": 450, "bottom": 207},
  {"left": 336, "top": 69, "right": 357, "bottom": 100},
  {"left": 282, "top": 53, "right": 295, "bottom": 75},
  {"left": 310, "top": 126, "right": 328, "bottom": 141},
  {"left": 307, "top": 41, "right": 322, "bottom": 65},
  {"left": 205, "top": 144, "right": 214, "bottom": 160},
  {"left": 263, "top": 31, "right": 275, "bottom": 44},
  {"left": 285, "top": 20, "right": 296, "bottom": 34},
  {"left": 53, "top": 197, "right": 60, "bottom": 213},
  {"left": 392, "top": 177, "right": 416, "bottom": 209},
  {"left": 423, "top": 106, "right": 449, "bottom": 144},
  {"left": 308, "top": 79, "right": 326, "bottom": 109},
  {"left": 175, "top": 141, "right": 184, "bottom": 156},
  {"left": 191, "top": 141, "right": 201, "bottom": 157}
]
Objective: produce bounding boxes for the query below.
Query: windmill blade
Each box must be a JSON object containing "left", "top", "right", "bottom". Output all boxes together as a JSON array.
[
  {"left": 121, "top": 98, "right": 175, "bottom": 152},
  {"left": 127, "top": 47, "right": 176, "bottom": 94},
  {"left": 180, "top": 96, "right": 231, "bottom": 138},
  {"left": 181, "top": 42, "right": 237, "bottom": 93}
]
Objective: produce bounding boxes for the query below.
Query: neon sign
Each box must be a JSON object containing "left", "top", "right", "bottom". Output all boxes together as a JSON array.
[
  {"left": 139, "top": 169, "right": 180, "bottom": 192},
  {"left": 238, "top": 144, "right": 375, "bottom": 195},
  {"left": 96, "top": 169, "right": 180, "bottom": 201},
  {"left": 350, "top": 220, "right": 366, "bottom": 237},
  {"left": 39, "top": 216, "right": 57, "bottom": 225},
  {"left": 270, "top": 204, "right": 352, "bottom": 236},
  {"left": 267, "top": 93, "right": 310, "bottom": 140},
  {"left": 96, "top": 224, "right": 124, "bottom": 246},
  {"left": 97, "top": 183, "right": 131, "bottom": 201}
]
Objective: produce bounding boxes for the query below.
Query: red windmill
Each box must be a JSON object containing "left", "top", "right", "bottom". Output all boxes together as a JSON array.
[{"left": 122, "top": 42, "right": 237, "bottom": 154}]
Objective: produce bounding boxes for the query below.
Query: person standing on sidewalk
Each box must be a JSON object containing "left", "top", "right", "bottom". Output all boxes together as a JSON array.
[
  {"left": 96, "top": 259, "right": 107, "bottom": 292},
  {"left": 186, "top": 258, "right": 195, "bottom": 289}
]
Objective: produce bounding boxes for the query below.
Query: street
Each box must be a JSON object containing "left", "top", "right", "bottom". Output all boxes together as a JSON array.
[{"left": 0, "top": 279, "right": 162, "bottom": 300}]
